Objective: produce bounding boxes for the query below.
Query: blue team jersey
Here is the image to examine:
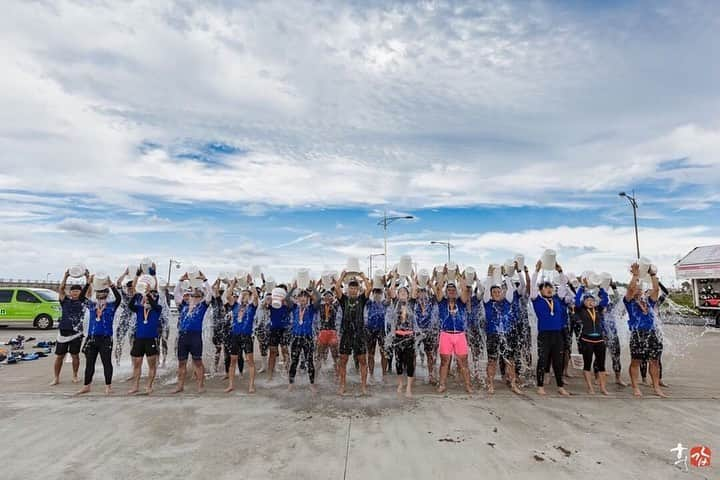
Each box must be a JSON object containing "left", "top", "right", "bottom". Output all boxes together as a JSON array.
[
  {"left": 86, "top": 299, "right": 118, "bottom": 337},
  {"left": 231, "top": 303, "right": 257, "bottom": 336},
  {"left": 291, "top": 304, "right": 317, "bottom": 337},
  {"left": 179, "top": 301, "right": 209, "bottom": 333},
  {"left": 438, "top": 298, "right": 467, "bottom": 332},
  {"left": 624, "top": 297, "right": 657, "bottom": 331}
]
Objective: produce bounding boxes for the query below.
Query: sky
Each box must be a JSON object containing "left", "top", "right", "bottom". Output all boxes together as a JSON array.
[{"left": 1, "top": 0, "right": 719, "bottom": 286}]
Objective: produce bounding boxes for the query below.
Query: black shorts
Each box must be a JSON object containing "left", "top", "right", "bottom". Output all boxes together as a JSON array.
[
  {"left": 177, "top": 331, "right": 203, "bottom": 361},
  {"left": 340, "top": 329, "right": 367, "bottom": 356},
  {"left": 487, "top": 331, "right": 518, "bottom": 362},
  {"left": 366, "top": 328, "right": 386, "bottom": 351},
  {"left": 212, "top": 323, "right": 229, "bottom": 346},
  {"left": 629, "top": 329, "right": 663, "bottom": 361},
  {"left": 82, "top": 335, "right": 113, "bottom": 355},
  {"left": 229, "top": 334, "right": 254, "bottom": 356},
  {"left": 55, "top": 334, "right": 82, "bottom": 356},
  {"left": 268, "top": 327, "right": 290, "bottom": 347},
  {"left": 131, "top": 337, "right": 159, "bottom": 358}
]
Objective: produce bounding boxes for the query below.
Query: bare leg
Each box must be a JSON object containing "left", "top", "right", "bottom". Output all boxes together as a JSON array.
[
  {"left": 367, "top": 344, "right": 376, "bottom": 377},
  {"left": 615, "top": 371, "right": 627, "bottom": 387},
  {"left": 174, "top": 360, "right": 187, "bottom": 393},
  {"left": 268, "top": 347, "right": 278, "bottom": 380},
  {"left": 486, "top": 359, "right": 497, "bottom": 394},
  {"left": 50, "top": 354, "right": 64, "bottom": 385},
  {"left": 397, "top": 375, "right": 404, "bottom": 395},
  {"left": 246, "top": 353, "right": 256, "bottom": 393},
  {"left": 405, "top": 376, "right": 414, "bottom": 398},
  {"left": 193, "top": 359, "right": 205, "bottom": 393},
  {"left": 71, "top": 354, "right": 80, "bottom": 383},
  {"left": 146, "top": 356, "right": 157, "bottom": 394},
  {"left": 225, "top": 355, "right": 238, "bottom": 392},
  {"left": 583, "top": 370, "right": 595, "bottom": 394},
  {"left": 505, "top": 360, "right": 521, "bottom": 394},
  {"left": 437, "top": 354, "right": 451, "bottom": 393},
  {"left": 598, "top": 372, "right": 610, "bottom": 395},
  {"left": 337, "top": 354, "right": 349, "bottom": 395},
  {"left": 330, "top": 344, "right": 340, "bottom": 380},
  {"left": 128, "top": 356, "right": 142, "bottom": 394},
  {"left": 457, "top": 355, "right": 473, "bottom": 393},
  {"left": 426, "top": 349, "right": 436, "bottom": 383},
  {"left": 358, "top": 354, "right": 369, "bottom": 395},
  {"left": 649, "top": 360, "right": 667, "bottom": 398},
  {"left": 629, "top": 359, "right": 642, "bottom": 397}
]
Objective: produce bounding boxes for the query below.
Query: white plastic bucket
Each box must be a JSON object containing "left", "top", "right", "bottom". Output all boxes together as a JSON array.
[
  {"left": 588, "top": 272, "right": 602, "bottom": 288},
  {"left": 514, "top": 254, "right": 525, "bottom": 272},
  {"left": 92, "top": 272, "right": 110, "bottom": 290},
  {"left": 541, "top": 249, "right": 556, "bottom": 271},
  {"left": 321, "top": 271, "right": 335, "bottom": 288},
  {"left": 251, "top": 265, "right": 263, "bottom": 279},
  {"left": 271, "top": 287, "right": 285, "bottom": 309},
  {"left": 464, "top": 266, "right": 476, "bottom": 283},
  {"left": 373, "top": 269, "right": 385, "bottom": 287},
  {"left": 638, "top": 257, "right": 653, "bottom": 279},
  {"left": 490, "top": 264, "right": 503, "bottom": 285},
  {"left": 599, "top": 272, "right": 612, "bottom": 290},
  {"left": 188, "top": 277, "right": 204, "bottom": 289},
  {"left": 265, "top": 276, "right": 276, "bottom": 291},
  {"left": 297, "top": 268, "right": 310, "bottom": 289},
  {"left": 68, "top": 264, "right": 86, "bottom": 278},
  {"left": 566, "top": 272, "right": 580, "bottom": 289},
  {"left": 398, "top": 255, "right": 413, "bottom": 277},
  {"left": 446, "top": 262, "right": 458, "bottom": 281},
  {"left": 136, "top": 275, "right": 154, "bottom": 295},
  {"left": 503, "top": 259, "right": 516, "bottom": 276},
  {"left": 236, "top": 271, "right": 248, "bottom": 288},
  {"left": 417, "top": 269, "right": 430, "bottom": 287},
  {"left": 140, "top": 257, "right": 153, "bottom": 274},
  {"left": 346, "top": 257, "right": 361, "bottom": 273}
]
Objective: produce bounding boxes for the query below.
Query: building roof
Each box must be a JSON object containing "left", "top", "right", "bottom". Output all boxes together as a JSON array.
[{"left": 675, "top": 245, "right": 720, "bottom": 279}]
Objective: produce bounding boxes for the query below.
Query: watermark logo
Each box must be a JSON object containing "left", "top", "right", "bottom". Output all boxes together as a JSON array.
[
  {"left": 671, "top": 443, "right": 712, "bottom": 471},
  {"left": 690, "top": 445, "right": 712, "bottom": 468}
]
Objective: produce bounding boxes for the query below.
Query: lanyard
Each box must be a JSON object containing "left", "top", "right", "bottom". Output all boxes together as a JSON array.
[
  {"left": 95, "top": 303, "right": 106, "bottom": 322},
  {"left": 588, "top": 307, "right": 596, "bottom": 327},
  {"left": 299, "top": 306, "right": 306, "bottom": 325},
  {"left": 543, "top": 297, "right": 554, "bottom": 316}
]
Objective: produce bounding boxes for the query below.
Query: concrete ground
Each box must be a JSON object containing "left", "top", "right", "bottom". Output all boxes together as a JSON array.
[{"left": 0, "top": 325, "right": 718, "bottom": 479}]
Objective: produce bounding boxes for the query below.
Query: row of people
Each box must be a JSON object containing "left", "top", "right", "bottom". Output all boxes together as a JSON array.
[{"left": 51, "top": 260, "right": 666, "bottom": 398}]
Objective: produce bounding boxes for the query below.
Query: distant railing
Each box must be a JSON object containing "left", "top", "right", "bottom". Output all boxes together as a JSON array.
[{"left": 0, "top": 279, "right": 63, "bottom": 288}]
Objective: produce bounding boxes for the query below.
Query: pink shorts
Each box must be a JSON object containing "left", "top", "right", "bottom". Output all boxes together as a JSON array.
[{"left": 438, "top": 332, "right": 468, "bottom": 356}]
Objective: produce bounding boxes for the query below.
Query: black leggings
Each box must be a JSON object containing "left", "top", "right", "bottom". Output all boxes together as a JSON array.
[
  {"left": 581, "top": 339, "right": 606, "bottom": 372},
  {"left": 393, "top": 335, "right": 415, "bottom": 377},
  {"left": 536, "top": 330, "right": 564, "bottom": 387},
  {"left": 289, "top": 336, "right": 315, "bottom": 384},
  {"left": 83, "top": 336, "right": 113, "bottom": 386}
]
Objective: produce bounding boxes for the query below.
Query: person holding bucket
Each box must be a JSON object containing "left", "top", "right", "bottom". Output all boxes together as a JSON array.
[
  {"left": 623, "top": 263, "right": 667, "bottom": 398},
  {"left": 531, "top": 259, "right": 572, "bottom": 397},
  {"left": 51, "top": 268, "right": 90, "bottom": 386},
  {"left": 127, "top": 270, "right": 163, "bottom": 395},
  {"left": 224, "top": 278, "right": 259, "bottom": 394},
  {"left": 287, "top": 281, "right": 321, "bottom": 392},
  {"left": 334, "top": 271, "right": 373, "bottom": 395},
  {"left": 386, "top": 278, "right": 419, "bottom": 398},
  {"left": 414, "top": 281, "right": 438, "bottom": 384},
  {"left": 434, "top": 264, "right": 472, "bottom": 394},
  {"left": 76, "top": 274, "right": 121, "bottom": 395},
  {"left": 574, "top": 279, "right": 611, "bottom": 395},
  {"left": 366, "top": 275, "right": 391, "bottom": 380},
  {"left": 315, "top": 284, "right": 340, "bottom": 379}
]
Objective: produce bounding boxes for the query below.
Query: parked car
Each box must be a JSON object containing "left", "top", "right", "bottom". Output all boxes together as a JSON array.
[{"left": 0, "top": 288, "right": 61, "bottom": 329}]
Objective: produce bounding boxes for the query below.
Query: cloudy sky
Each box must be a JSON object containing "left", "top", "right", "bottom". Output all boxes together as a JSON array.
[{"left": 1, "top": 0, "right": 719, "bottom": 285}]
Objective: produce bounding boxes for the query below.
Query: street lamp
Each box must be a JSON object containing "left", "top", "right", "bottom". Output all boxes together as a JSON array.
[
  {"left": 167, "top": 259, "right": 182, "bottom": 288},
  {"left": 619, "top": 191, "right": 640, "bottom": 259},
  {"left": 368, "top": 253, "right": 386, "bottom": 276},
  {"left": 430, "top": 241, "right": 453, "bottom": 263},
  {"left": 46, "top": 273, "right": 52, "bottom": 282},
  {"left": 377, "top": 210, "right": 415, "bottom": 270}
]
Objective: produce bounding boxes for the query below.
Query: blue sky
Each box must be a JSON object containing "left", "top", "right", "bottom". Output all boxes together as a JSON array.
[{"left": 1, "top": 0, "right": 719, "bottom": 285}]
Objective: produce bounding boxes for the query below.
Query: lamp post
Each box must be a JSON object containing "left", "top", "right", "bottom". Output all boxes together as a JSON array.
[
  {"left": 430, "top": 240, "right": 453, "bottom": 263},
  {"left": 368, "top": 253, "right": 386, "bottom": 276},
  {"left": 619, "top": 191, "right": 640, "bottom": 259},
  {"left": 46, "top": 273, "right": 52, "bottom": 283},
  {"left": 377, "top": 210, "right": 415, "bottom": 270},
  {"left": 167, "top": 259, "right": 182, "bottom": 288}
]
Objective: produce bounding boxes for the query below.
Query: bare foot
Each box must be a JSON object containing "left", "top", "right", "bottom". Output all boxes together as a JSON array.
[
  {"left": 511, "top": 384, "right": 523, "bottom": 395},
  {"left": 124, "top": 376, "right": 134, "bottom": 382},
  {"left": 76, "top": 385, "right": 91, "bottom": 395},
  {"left": 587, "top": 387, "right": 595, "bottom": 395},
  {"left": 128, "top": 387, "right": 139, "bottom": 395},
  {"left": 248, "top": 386, "right": 256, "bottom": 394},
  {"left": 287, "top": 384, "right": 294, "bottom": 392},
  {"left": 145, "top": 385, "right": 153, "bottom": 395},
  {"left": 197, "top": 387, "right": 206, "bottom": 394},
  {"left": 224, "top": 386, "right": 235, "bottom": 393},
  {"left": 654, "top": 388, "right": 668, "bottom": 398},
  {"left": 558, "top": 387, "right": 570, "bottom": 397},
  {"left": 337, "top": 385, "right": 346, "bottom": 396},
  {"left": 615, "top": 378, "right": 628, "bottom": 387},
  {"left": 537, "top": 387, "right": 547, "bottom": 396},
  {"left": 72, "top": 376, "right": 80, "bottom": 384},
  {"left": 632, "top": 387, "right": 642, "bottom": 397},
  {"left": 310, "top": 384, "right": 318, "bottom": 395},
  {"left": 659, "top": 381, "right": 669, "bottom": 388},
  {"left": 222, "top": 374, "right": 229, "bottom": 380},
  {"left": 405, "top": 390, "right": 413, "bottom": 399},
  {"left": 487, "top": 383, "right": 495, "bottom": 394},
  {"left": 437, "top": 385, "right": 447, "bottom": 394},
  {"left": 49, "top": 378, "right": 59, "bottom": 386},
  {"left": 465, "top": 385, "right": 474, "bottom": 394},
  {"left": 104, "top": 386, "right": 113, "bottom": 395},
  {"left": 600, "top": 388, "right": 610, "bottom": 396},
  {"left": 361, "top": 386, "right": 368, "bottom": 396},
  {"left": 172, "top": 386, "right": 184, "bottom": 394},
  {"left": 397, "top": 384, "right": 404, "bottom": 395}
]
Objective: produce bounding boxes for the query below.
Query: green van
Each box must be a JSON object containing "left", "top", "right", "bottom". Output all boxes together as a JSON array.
[{"left": 0, "top": 288, "right": 61, "bottom": 329}]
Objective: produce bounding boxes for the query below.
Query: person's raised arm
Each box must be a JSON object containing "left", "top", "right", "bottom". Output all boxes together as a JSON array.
[
  {"left": 173, "top": 273, "right": 186, "bottom": 306},
  {"left": 649, "top": 266, "right": 660, "bottom": 303},
  {"left": 434, "top": 276, "right": 444, "bottom": 302},
  {"left": 625, "top": 263, "right": 640, "bottom": 301},
  {"left": 334, "top": 271, "right": 345, "bottom": 299},
  {"left": 555, "top": 263, "right": 572, "bottom": 304},
  {"left": 459, "top": 277, "right": 469, "bottom": 304},
  {"left": 360, "top": 272, "right": 372, "bottom": 297},
  {"left": 110, "top": 284, "right": 121, "bottom": 304},
  {"left": 80, "top": 269, "right": 90, "bottom": 300},
  {"left": 85, "top": 274, "right": 95, "bottom": 300},
  {"left": 483, "top": 266, "right": 493, "bottom": 303},
  {"left": 59, "top": 269, "right": 69, "bottom": 301},
  {"left": 250, "top": 285, "right": 260, "bottom": 307},
  {"left": 530, "top": 260, "right": 541, "bottom": 300},
  {"left": 116, "top": 268, "right": 129, "bottom": 289},
  {"left": 409, "top": 274, "right": 417, "bottom": 300},
  {"left": 504, "top": 276, "right": 515, "bottom": 303},
  {"left": 517, "top": 263, "right": 527, "bottom": 296},
  {"left": 598, "top": 287, "right": 609, "bottom": 308},
  {"left": 575, "top": 284, "right": 585, "bottom": 308}
]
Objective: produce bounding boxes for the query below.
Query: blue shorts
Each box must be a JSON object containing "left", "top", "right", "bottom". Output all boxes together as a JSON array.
[{"left": 177, "top": 331, "right": 203, "bottom": 361}]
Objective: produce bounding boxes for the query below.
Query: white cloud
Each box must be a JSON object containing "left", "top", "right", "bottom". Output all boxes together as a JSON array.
[{"left": 56, "top": 218, "right": 110, "bottom": 236}]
